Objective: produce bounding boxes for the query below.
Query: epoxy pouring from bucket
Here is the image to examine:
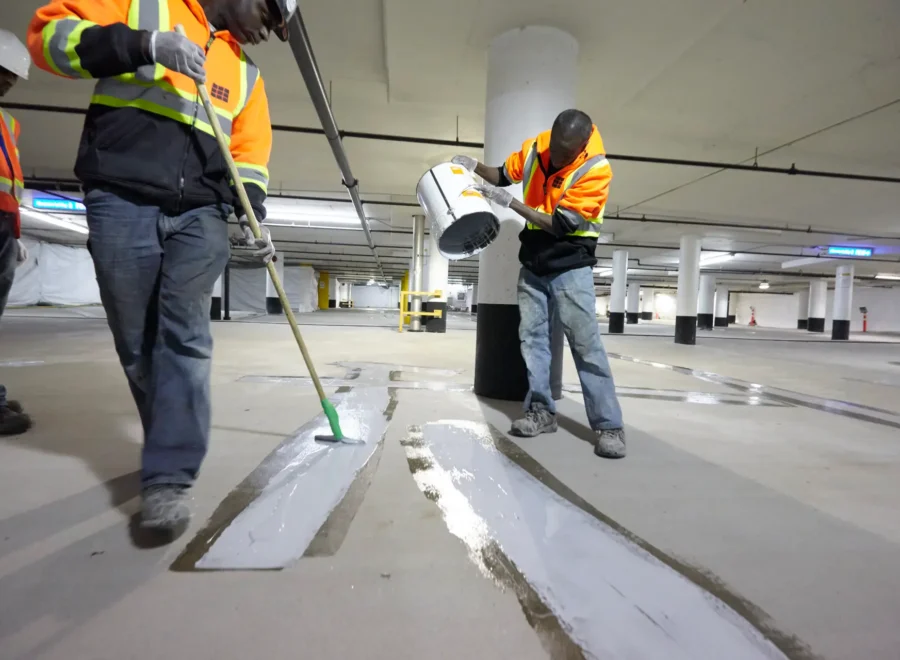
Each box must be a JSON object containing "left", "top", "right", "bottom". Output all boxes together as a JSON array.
[{"left": 416, "top": 162, "right": 500, "bottom": 259}]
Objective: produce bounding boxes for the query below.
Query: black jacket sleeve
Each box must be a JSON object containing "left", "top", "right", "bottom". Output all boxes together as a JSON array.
[{"left": 75, "top": 24, "right": 154, "bottom": 78}]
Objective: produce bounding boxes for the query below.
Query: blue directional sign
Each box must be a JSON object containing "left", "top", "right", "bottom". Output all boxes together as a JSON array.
[
  {"left": 827, "top": 246, "right": 873, "bottom": 258},
  {"left": 32, "top": 197, "right": 86, "bottom": 213}
]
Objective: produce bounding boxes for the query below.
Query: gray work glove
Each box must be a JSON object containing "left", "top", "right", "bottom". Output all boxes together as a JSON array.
[
  {"left": 473, "top": 183, "right": 513, "bottom": 208},
  {"left": 15, "top": 239, "right": 27, "bottom": 265},
  {"left": 451, "top": 155, "right": 478, "bottom": 172},
  {"left": 233, "top": 217, "right": 276, "bottom": 263},
  {"left": 150, "top": 30, "right": 207, "bottom": 83}
]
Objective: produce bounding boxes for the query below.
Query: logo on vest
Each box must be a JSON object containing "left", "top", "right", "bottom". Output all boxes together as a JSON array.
[
  {"left": 551, "top": 176, "right": 564, "bottom": 189},
  {"left": 211, "top": 83, "right": 230, "bottom": 103}
]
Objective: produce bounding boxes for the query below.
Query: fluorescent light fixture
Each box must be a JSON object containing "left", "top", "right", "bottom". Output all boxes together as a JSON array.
[
  {"left": 263, "top": 199, "right": 367, "bottom": 227},
  {"left": 875, "top": 273, "right": 900, "bottom": 281},
  {"left": 759, "top": 281, "right": 770, "bottom": 290},
  {"left": 700, "top": 252, "right": 735, "bottom": 266},
  {"left": 367, "top": 278, "right": 376, "bottom": 285},
  {"left": 592, "top": 267, "right": 613, "bottom": 276},
  {"left": 595, "top": 233, "right": 615, "bottom": 244},
  {"left": 827, "top": 246, "right": 873, "bottom": 258},
  {"left": 782, "top": 256, "right": 834, "bottom": 269},
  {"left": 19, "top": 207, "right": 89, "bottom": 234}
]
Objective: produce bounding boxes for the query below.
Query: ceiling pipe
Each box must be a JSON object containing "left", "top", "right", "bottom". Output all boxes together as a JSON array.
[{"left": 284, "top": 11, "right": 385, "bottom": 281}]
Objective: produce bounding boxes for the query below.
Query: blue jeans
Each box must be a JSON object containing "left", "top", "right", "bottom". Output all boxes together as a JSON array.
[
  {"left": 0, "top": 218, "right": 17, "bottom": 408},
  {"left": 85, "top": 189, "right": 230, "bottom": 487},
  {"left": 518, "top": 266, "right": 623, "bottom": 430}
]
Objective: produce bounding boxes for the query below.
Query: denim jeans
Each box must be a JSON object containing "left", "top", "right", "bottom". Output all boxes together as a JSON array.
[
  {"left": 85, "top": 188, "right": 230, "bottom": 487},
  {"left": 0, "top": 218, "right": 17, "bottom": 408},
  {"left": 518, "top": 266, "right": 623, "bottom": 430}
]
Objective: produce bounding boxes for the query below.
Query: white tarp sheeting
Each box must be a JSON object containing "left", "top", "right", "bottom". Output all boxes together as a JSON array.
[
  {"left": 230, "top": 266, "right": 319, "bottom": 314},
  {"left": 8, "top": 239, "right": 101, "bottom": 307}
]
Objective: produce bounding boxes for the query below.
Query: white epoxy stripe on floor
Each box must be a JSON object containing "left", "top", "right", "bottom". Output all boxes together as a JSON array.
[
  {"left": 196, "top": 388, "right": 391, "bottom": 570},
  {"left": 416, "top": 421, "right": 789, "bottom": 660}
]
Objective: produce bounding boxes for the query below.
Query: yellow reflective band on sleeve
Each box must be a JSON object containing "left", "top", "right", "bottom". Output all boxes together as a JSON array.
[
  {"left": 129, "top": 0, "right": 168, "bottom": 82},
  {"left": 235, "top": 163, "right": 269, "bottom": 193},
  {"left": 42, "top": 19, "right": 94, "bottom": 79}
]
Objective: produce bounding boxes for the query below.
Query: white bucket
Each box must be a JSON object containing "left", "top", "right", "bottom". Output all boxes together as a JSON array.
[{"left": 415, "top": 163, "right": 500, "bottom": 260}]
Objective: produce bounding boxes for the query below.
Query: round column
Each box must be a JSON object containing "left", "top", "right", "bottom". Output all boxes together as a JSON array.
[
  {"left": 697, "top": 274, "right": 716, "bottom": 330},
  {"left": 550, "top": 313, "right": 564, "bottom": 400},
  {"left": 795, "top": 288, "right": 809, "bottom": 330},
  {"left": 210, "top": 273, "right": 223, "bottom": 321},
  {"left": 714, "top": 286, "right": 729, "bottom": 327},
  {"left": 266, "top": 257, "right": 284, "bottom": 314},
  {"left": 475, "top": 26, "right": 579, "bottom": 400},
  {"left": 640, "top": 288, "right": 654, "bottom": 321},
  {"left": 425, "top": 229, "right": 449, "bottom": 333},
  {"left": 675, "top": 235, "right": 701, "bottom": 344},
  {"left": 832, "top": 266, "right": 854, "bottom": 340},
  {"left": 626, "top": 282, "right": 641, "bottom": 324},
  {"left": 608, "top": 250, "right": 628, "bottom": 333},
  {"left": 808, "top": 280, "right": 827, "bottom": 333}
]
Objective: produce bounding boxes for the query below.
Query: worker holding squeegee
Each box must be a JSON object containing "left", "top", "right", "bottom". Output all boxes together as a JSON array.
[{"left": 28, "top": 0, "right": 297, "bottom": 534}]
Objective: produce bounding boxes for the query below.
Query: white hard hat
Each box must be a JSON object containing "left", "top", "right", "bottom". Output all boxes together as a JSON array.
[{"left": 0, "top": 29, "right": 30, "bottom": 81}]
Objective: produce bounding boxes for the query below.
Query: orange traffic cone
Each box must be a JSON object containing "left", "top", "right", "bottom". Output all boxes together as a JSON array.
[{"left": 749, "top": 307, "right": 757, "bottom": 327}]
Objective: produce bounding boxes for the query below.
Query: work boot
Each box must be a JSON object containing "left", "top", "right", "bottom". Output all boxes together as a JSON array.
[
  {"left": 141, "top": 485, "right": 191, "bottom": 532},
  {"left": 0, "top": 405, "right": 31, "bottom": 436},
  {"left": 595, "top": 429, "right": 626, "bottom": 459},
  {"left": 510, "top": 405, "right": 558, "bottom": 438},
  {"left": 6, "top": 400, "right": 23, "bottom": 414}
]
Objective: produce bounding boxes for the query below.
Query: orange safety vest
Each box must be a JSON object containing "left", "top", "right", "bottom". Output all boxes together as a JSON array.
[
  {"left": 503, "top": 126, "right": 611, "bottom": 238},
  {"left": 0, "top": 108, "right": 23, "bottom": 237}
]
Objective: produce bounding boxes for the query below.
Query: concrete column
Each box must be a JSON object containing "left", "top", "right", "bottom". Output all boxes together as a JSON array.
[
  {"left": 409, "top": 215, "right": 427, "bottom": 332},
  {"left": 608, "top": 250, "right": 628, "bottom": 333},
  {"left": 832, "top": 266, "right": 854, "bottom": 340},
  {"left": 317, "top": 271, "right": 330, "bottom": 310},
  {"left": 795, "top": 288, "right": 809, "bottom": 330},
  {"left": 714, "top": 286, "right": 729, "bottom": 327},
  {"left": 424, "top": 228, "right": 449, "bottom": 333},
  {"left": 474, "top": 26, "right": 578, "bottom": 400},
  {"left": 210, "top": 273, "right": 223, "bottom": 321},
  {"left": 550, "top": 312, "right": 564, "bottom": 401},
  {"left": 675, "top": 235, "right": 701, "bottom": 345},
  {"left": 328, "top": 276, "right": 339, "bottom": 308},
  {"left": 808, "top": 280, "right": 827, "bottom": 333},
  {"left": 640, "top": 288, "right": 654, "bottom": 321},
  {"left": 697, "top": 274, "right": 716, "bottom": 331},
  {"left": 626, "top": 282, "right": 641, "bottom": 324},
  {"left": 471, "top": 284, "right": 478, "bottom": 314},
  {"left": 266, "top": 258, "right": 284, "bottom": 314}
]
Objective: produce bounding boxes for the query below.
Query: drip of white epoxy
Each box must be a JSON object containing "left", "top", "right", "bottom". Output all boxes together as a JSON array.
[
  {"left": 416, "top": 422, "right": 790, "bottom": 660},
  {"left": 196, "top": 388, "right": 391, "bottom": 570}
]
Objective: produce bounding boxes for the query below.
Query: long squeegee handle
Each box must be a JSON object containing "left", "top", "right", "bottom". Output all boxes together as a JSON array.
[{"left": 175, "top": 24, "right": 331, "bottom": 406}]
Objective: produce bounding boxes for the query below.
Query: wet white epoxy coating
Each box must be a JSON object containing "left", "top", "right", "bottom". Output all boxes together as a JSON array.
[
  {"left": 196, "top": 388, "right": 392, "bottom": 570},
  {"left": 414, "top": 421, "right": 789, "bottom": 660}
]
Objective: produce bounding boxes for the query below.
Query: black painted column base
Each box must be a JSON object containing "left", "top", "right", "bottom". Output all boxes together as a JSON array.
[
  {"left": 608, "top": 312, "right": 625, "bottom": 334},
  {"left": 471, "top": 304, "right": 478, "bottom": 314},
  {"left": 797, "top": 319, "right": 808, "bottom": 330},
  {"left": 210, "top": 296, "right": 222, "bottom": 321},
  {"left": 808, "top": 317, "right": 825, "bottom": 333},
  {"left": 832, "top": 319, "right": 850, "bottom": 340},
  {"left": 329, "top": 299, "right": 336, "bottom": 308},
  {"left": 728, "top": 315, "right": 736, "bottom": 324},
  {"left": 675, "top": 316, "right": 697, "bottom": 345},
  {"left": 424, "top": 301, "right": 448, "bottom": 333},
  {"left": 266, "top": 297, "right": 283, "bottom": 315},
  {"left": 475, "top": 303, "right": 528, "bottom": 401},
  {"left": 714, "top": 317, "right": 729, "bottom": 328},
  {"left": 697, "top": 313, "right": 714, "bottom": 331},
  {"left": 641, "top": 311, "right": 653, "bottom": 321},
  {"left": 626, "top": 312, "right": 640, "bottom": 325}
]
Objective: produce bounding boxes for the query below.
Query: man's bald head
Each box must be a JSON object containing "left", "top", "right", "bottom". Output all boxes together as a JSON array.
[{"left": 549, "top": 109, "right": 593, "bottom": 169}]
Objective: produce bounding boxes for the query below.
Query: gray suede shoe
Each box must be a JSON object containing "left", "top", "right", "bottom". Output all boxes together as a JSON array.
[
  {"left": 595, "top": 429, "right": 626, "bottom": 459},
  {"left": 510, "top": 406, "right": 558, "bottom": 438},
  {"left": 141, "top": 485, "right": 191, "bottom": 532}
]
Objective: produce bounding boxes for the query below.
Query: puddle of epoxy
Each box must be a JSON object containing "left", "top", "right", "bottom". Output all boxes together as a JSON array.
[{"left": 409, "top": 421, "right": 793, "bottom": 660}]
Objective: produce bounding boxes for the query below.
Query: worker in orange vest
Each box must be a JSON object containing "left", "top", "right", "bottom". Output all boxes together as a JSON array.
[
  {"left": 28, "top": 0, "right": 297, "bottom": 535},
  {"left": 0, "top": 30, "right": 33, "bottom": 437},
  {"left": 453, "top": 110, "right": 626, "bottom": 459}
]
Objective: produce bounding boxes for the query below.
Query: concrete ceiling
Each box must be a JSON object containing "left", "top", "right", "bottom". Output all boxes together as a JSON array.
[{"left": 4, "top": 0, "right": 900, "bottom": 286}]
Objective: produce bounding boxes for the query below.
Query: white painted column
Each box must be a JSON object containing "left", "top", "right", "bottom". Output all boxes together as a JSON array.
[
  {"left": 795, "top": 288, "right": 809, "bottom": 330},
  {"left": 266, "top": 258, "right": 285, "bottom": 314},
  {"left": 475, "top": 26, "right": 579, "bottom": 400},
  {"left": 210, "top": 273, "right": 223, "bottom": 320},
  {"left": 626, "top": 282, "right": 641, "bottom": 325},
  {"left": 470, "top": 284, "right": 478, "bottom": 313},
  {"left": 425, "top": 229, "right": 450, "bottom": 333},
  {"left": 832, "top": 266, "right": 854, "bottom": 340},
  {"left": 640, "top": 288, "right": 655, "bottom": 321},
  {"left": 675, "top": 235, "right": 701, "bottom": 344},
  {"left": 328, "top": 276, "right": 339, "bottom": 308},
  {"left": 714, "top": 286, "right": 729, "bottom": 327},
  {"left": 697, "top": 274, "right": 716, "bottom": 331},
  {"left": 808, "top": 280, "right": 827, "bottom": 333},
  {"left": 409, "top": 215, "right": 427, "bottom": 332},
  {"left": 608, "top": 249, "right": 628, "bottom": 333}
]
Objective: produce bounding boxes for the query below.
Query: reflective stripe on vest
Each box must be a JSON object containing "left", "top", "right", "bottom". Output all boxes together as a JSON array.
[
  {"left": 87, "top": 0, "right": 259, "bottom": 141},
  {"left": 0, "top": 110, "right": 24, "bottom": 203},
  {"left": 524, "top": 153, "right": 609, "bottom": 236},
  {"left": 41, "top": 18, "right": 95, "bottom": 78}
]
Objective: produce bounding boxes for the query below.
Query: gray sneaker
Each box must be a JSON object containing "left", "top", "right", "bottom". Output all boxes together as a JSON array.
[
  {"left": 510, "top": 406, "right": 558, "bottom": 438},
  {"left": 141, "top": 485, "right": 191, "bottom": 532},
  {"left": 595, "top": 429, "right": 626, "bottom": 459}
]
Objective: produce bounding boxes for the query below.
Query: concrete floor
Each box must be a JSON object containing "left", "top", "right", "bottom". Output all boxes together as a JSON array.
[{"left": 1, "top": 308, "right": 899, "bottom": 659}]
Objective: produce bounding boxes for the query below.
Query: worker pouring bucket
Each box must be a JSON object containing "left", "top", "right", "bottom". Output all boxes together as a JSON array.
[{"left": 416, "top": 162, "right": 500, "bottom": 260}]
